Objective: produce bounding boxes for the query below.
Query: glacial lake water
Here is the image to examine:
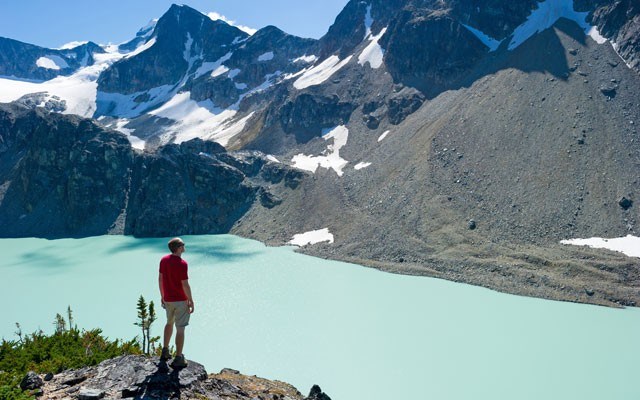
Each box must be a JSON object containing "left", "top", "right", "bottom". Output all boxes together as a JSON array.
[{"left": 1, "top": 234, "right": 639, "bottom": 400}]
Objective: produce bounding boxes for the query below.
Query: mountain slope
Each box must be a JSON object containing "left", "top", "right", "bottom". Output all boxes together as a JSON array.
[{"left": 0, "top": 0, "right": 639, "bottom": 306}]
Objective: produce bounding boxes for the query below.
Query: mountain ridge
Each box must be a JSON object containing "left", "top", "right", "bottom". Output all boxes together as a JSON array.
[{"left": 0, "top": 0, "right": 639, "bottom": 307}]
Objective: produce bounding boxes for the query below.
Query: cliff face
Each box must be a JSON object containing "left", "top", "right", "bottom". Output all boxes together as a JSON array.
[
  {"left": 0, "top": 104, "right": 306, "bottom": 238},
  {"left": 29, "top": 355, "right": 330, "bottom": 400}
]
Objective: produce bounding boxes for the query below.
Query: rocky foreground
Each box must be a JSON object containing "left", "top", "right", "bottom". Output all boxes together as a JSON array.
[{"left": 20, "top": 355, "right": 330, "bottom": 400}]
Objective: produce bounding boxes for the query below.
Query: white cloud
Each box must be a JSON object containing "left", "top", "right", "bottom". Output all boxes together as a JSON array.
[{"left": 207, "top": 12, "right": 257, "bottom": 35}]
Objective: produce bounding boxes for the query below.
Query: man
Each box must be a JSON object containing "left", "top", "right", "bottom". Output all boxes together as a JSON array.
[{"left": 159, "top": 237, "right": 194, "bottom": 368}]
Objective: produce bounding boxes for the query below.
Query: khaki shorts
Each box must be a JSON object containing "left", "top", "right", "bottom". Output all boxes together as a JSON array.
[{"left": 165, "top": 301, "right": 190, "bottom": 327}]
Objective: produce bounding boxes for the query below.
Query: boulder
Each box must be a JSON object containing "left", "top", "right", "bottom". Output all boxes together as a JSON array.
[{"left": 20, "top": 371, "right": 43, "bottom": 391}]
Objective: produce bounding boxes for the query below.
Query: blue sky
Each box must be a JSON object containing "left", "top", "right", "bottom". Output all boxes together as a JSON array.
[{"left": 0, "top": 0, "right": 349, "bottom": 49}]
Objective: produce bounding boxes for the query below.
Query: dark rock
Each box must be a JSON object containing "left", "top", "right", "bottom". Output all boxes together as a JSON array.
[
  {"left": 387, "top": 88, "right": 425, "bottom": 125},
  {"left": 380, "top": 8, "right": 488, "bottom": 98},
  {"left": 619, "top": 197, "right": 633, "bottom": 210},
  {"left": 260, "top": 188, "right": 283, "bottom": 208},
  {"left": 468, "top": 219, "right": 477, "bottom": 230},
  {"left": 284, "top": 169, "right": 307, "bottom": 189},
  {"left": 363, "top": 114, "right": 381, "bottom": 129},
  {"left": 40, "top": 355, "right": 321, "bottom": 400},
  {"left": 78, "top": 388, "right": 105, "bottom": 400},
  {"left": 275, "top": 94, "right": 356, "bottom": 143},
  {"left": 585, "top": 288, "right": 595, "bottom": 296},
  {"left": 306, "top": 385, "right": 332, "bottom": 400},
  {"left": 20, "top": 371, "right": 43, "bottom": 391},
  {"left": 0, "top": 104, "right": 304, "bottom": 238},
  {"left": 0, "top": 104, "right": 134, "bottom": 238},
  {"left": 44, "top": 373, "right": 54, "bottom": 381},
  {"left": 600, "top": 85, "right": 617, "bottom": 97},
  {"left": 220, "top": 368, "right": 240, "bottom": 375}
]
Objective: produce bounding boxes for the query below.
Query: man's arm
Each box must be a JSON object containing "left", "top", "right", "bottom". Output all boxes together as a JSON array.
[
  {"left": 182, "top": 279, "right": 194, "bottom": 313},
  {"left": 159, "top": 273, "right": 165, "bottom": 307}
]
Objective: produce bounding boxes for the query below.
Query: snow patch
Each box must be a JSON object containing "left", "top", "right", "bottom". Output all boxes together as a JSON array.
[
  {"left": 377, "top": 130, "right": 390, "bottom": 142},
  {"left": 149, "top": 91, "right": 254, "bottom": 146},
  {"left": 183, "top": 33, "right": 194, "bottom": 62},
  {"left": 112, "top": 119, "right": 145, "bottom": 150},
  {"left": 289, "top": 228, "right": 334, "bottom": 246},
  {"left": 125, "top": 37, "right": 156, "bottom": 58},
  {"left": 354, "top": 162, "right": 371, "bottom": 170},
  {"left": 207, "top": 12, "right": 257, "bottom": 35},
  {"left": 57, "top": 41, "right": 89, "bottom": 50},
  {"left": 228, "top": 69, "right": 241, "bottom": 79},
  {"left": 266, "top": 155, "right": 280, "bottom": 163},
  {"left": 195, "top": 52, "right": 233, "bottom": 79},
  {"left": 358, "top": 27, "right": 387, "bottom": 69},
  {"left": 560, "top": 235, "right": 640, "bottom": 258},
  {"left": 1, "top": 50, "right": 124, "bottom": 118},
  {"left": 462, "top": 24, "right": 502, "bottom": 51},
  {"left": 291, "top": 125, "right": 350, "bottom": 176},
  {"left": 235, "top": 82, "right": 248, "bottom": 90},
  {"left": 211, "top": 65, "right": 230, "bottom": 77},
  {"left": 293, "top": 54, "right": 318, "bottom": 63},
  {"left": 36, "top": 56, "right": 69, "bottom": 70},
  {"left": 293, "top": 55, "right": 353, "bottom": 90},
  {"left": 258, "top": 51, "right": 274, "bottom": 61},
  {"left": 508, "top": 0, "right": 607, "bottom": 50},
  {"left": 97, "top": 84, "right": 174, "bottom": 119}
]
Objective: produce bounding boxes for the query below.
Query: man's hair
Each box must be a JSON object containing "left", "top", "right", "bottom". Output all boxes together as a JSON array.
[{"left": 168, "top": 238, "right": 184, "bottom": 253}]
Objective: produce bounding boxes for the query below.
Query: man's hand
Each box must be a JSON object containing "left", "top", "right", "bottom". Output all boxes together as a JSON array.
[{"left": 188, "top": 299, "right": 195, "bottom": 313}]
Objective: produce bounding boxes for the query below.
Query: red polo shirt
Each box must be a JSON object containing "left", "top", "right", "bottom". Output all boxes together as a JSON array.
[{"left": 159, "top": 254, "right": 189, "bottom": 302}]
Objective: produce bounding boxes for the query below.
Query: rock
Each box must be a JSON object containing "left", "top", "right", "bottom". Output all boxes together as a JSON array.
[
  {"left": 44, "top": 373, "right": 54, "bottom": 381},
  {"left": 619, "top": 197, "right": 633, "bottom": 210},
  {"left": 260, "top": 189, "right": 283, "bottom": 208},
  {"left": 599, "top": 85, "right": 617, "bottom": 97},
  {"left": 468, "top": 219, "right": 477, "bottom": 230},
  {"left": 20, "top": 371, "right": 43, "bottom": 391},
  {"left": 275, "top": 93, "right": 356, "bottom": 143},
  {"left": 387, "top": 88, "right": 425, "bottom": 125},
  {"left": 306, "top": 385, "right": 332, "bottom": 400},
  {"left": 78, "top": 388, "right": 105, "bottom": 400},
  {"left": 585, "top": 288, "right": 595, "bottom": 296},
  {"left": 39, "top": 355, "right": 328, "bottom": 400}
]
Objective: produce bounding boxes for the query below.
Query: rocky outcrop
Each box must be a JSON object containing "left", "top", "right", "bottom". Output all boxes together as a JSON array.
[
  {"left": 380, "top": 7, "right": 489, "bottom": 98},
  {"left": 0, "top": 104, "right": 134, "bottom": 237},
  {"left": 0, "top": 104, "right": 306, "bottom": 238},
  {"left": 274, "top": 94, "right": 356, "bottom": 143},
  {"left": 124, "top": 140, "right": 257, "bottom": 237},
  {"left": 585, "top": 0, "right": 640, "bottom": 74},
  {"left": 35, "top": 355, "right": 331, "bottom": 400}
]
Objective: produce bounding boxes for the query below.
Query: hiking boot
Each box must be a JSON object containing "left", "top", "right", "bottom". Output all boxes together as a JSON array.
[
  {"left": 160, "top": 347, "right": 171, "bottom": 361},
  {"left": 170, "top": 354, "right": 188, "bottom": 368}
]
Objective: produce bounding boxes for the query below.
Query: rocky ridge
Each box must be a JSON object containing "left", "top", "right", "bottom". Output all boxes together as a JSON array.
[
  {"left": 22, "top": 355, "right": 330, "bottom": 400},
  {"left": 0, "top": 103, "right": 305, "bottom": 238},
  {"left": 0, "top": 37, "right": 103, "bottom": 81}
]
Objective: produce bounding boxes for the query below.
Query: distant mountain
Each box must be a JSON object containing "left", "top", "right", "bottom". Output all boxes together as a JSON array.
[
  {"left": 0, "top": 0, "right": 639, "bottom": 307},
  {"left": 0, "top": 37, "right": 104, "bottom": 81}
]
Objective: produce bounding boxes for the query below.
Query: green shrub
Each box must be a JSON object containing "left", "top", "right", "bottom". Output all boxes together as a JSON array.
[{"left": 0, "top": 310, "right": 143, "bottom": 400}]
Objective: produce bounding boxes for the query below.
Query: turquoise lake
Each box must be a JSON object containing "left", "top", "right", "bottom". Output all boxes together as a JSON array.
[{"left": 1, "top": 234, "right": 639, "bottom": 400}]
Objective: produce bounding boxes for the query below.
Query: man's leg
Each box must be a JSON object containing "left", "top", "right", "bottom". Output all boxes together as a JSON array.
[
  {"left": 163, "top": 323, "right": 173, "bottom": 349},
  {"left": 175, "top": 326, "right": 185, "bottom": 356}
]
